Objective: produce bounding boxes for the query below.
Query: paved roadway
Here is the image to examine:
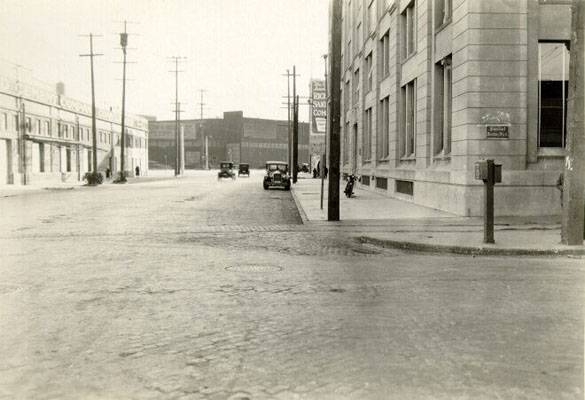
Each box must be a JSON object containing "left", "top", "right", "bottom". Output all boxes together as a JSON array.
[{"left": 0, "top": 171, "right": 583, "bottom": 400}]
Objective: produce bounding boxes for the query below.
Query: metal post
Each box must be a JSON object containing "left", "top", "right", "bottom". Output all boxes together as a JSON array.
[
  {"left": 484, "top": 159, "right": 495, "bottom": 244},
  {"left": 89, "top": 35, "right": 98, "bottom": 175},
  {"left": 327, "top": 0, "right": 342, "bottom": 221}
]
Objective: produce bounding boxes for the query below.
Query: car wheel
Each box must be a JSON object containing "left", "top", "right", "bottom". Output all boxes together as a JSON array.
[{"left": 263, "top": 183, "right": 269, "bottom": 190}]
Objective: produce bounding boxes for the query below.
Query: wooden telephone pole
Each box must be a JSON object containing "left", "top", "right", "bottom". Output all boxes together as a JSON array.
[
  {"left": 79, "top": 33, "right": 103, "bottom": 177},
  {"left": 561, "top": 0, "right": 585, "bottom": 244},
  {"left": 327, "top": 0, "right": 342, "bottom": 221}
]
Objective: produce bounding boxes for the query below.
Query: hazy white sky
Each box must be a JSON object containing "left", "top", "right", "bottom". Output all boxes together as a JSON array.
[{"left": 0, "top": 0, "right": 329, "bottom": 122}]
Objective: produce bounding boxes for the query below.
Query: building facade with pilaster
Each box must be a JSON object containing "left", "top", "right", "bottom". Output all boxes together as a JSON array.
[
  {"left": 340, "top": 0, "right": 571, "bottom": 216},
  {"left": 0, "top": 75, "right": 149, "bottom": 186}
]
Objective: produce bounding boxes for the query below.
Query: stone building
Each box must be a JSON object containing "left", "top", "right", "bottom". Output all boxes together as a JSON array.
[
  {"left": 339, "top": 0, "right": 571, "bottom": 216},
  {"left": 149, "top": 111, "right": 310, "bottom": 170},
  {"left": 0, "top": 76, "right": 148, "bottom": 186}
]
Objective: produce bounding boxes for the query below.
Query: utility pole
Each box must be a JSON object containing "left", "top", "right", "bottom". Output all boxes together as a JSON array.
[
  {"left": 321, "top": 54, "right": 329, "bottom": 210},
  {"left": 118, "top": 21, "right": 129, "bottom": 182},
  {"left": 198, "top": 89, "right": 208, "bottom": 169},
  {"left": 328, "top": 0, "right": 342, "bottom": 221},
  {"left": 169, "top": 56, "right": 186, "bottom": 176},
  {"left": 293, "top": 96, "right": 299, "bottom": 183},
  {"left": 283, "top": 69, "right": 292, "bottom": 169},
  {"left": 292, "top": 65, "right": 298, "bottom": 183},
  {"left": 561, "top": 0, "right": 585, "bottom": 244},
  {"left": 79, "top": 33, "right": 103, "bottom": 178}
]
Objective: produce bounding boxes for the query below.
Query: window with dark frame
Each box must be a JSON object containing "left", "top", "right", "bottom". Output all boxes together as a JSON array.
[
  {"left": 538, "top": 41, "right": 570, "bottom": 148},
  {"left": 378, "top": 96, "right": 390, "bottom": 160},
  {"left": 367, "top": 0, "right": 376, "bottom": 34},
  {"left": 365, "top": 52, "right": 373, "bottom": 92},
  {"left": 353, "top": 68, "right": 360, "bottom": 105},
  {"left": 402, "top": 1, "right": 416, "bottom": 59},
  {"left": 435, "top": 0, "right": 452, "bottom": 29},
  {"left": 435, "top": 55, "right": 452, "bottom": 155},
  {"left": 363, "top": 108, "right": 372, "bottom": 161},
  {"left": 401, "top": 79, "right": 416, "bottom": 158},
  {"left": 380, "top": 30, "right": 390, "bottom": 79},
  {"left": 39, "top": 143, "right": 45, "bottom": 172}
]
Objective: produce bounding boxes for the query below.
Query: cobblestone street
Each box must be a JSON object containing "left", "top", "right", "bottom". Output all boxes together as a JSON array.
[{"left": 1, "top": 171, "right": 583, "bottom": 399}]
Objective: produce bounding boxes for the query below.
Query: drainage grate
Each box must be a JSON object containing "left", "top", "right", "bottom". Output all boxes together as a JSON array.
[{"left": 225, "top": 264, "right": 283, "bottom": 273}]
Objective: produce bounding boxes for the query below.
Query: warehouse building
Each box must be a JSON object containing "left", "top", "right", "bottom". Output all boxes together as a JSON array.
[
  {"left": 149, "top": 111, "right": 310, "bottom": 170},
  {"left": 0, "top": 76, "right": 148, "bottom": 186}
]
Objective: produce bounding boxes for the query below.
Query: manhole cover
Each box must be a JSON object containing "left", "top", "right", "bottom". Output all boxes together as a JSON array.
[{"left": 226, "top": 264, "right": 283, "bottom": 273}]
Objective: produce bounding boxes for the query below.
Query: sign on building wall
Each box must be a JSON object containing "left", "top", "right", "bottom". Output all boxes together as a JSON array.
[
  {"left": 486, "top": 125, "right": 509, "bottom": 139},
  {"left": 310, "top": 80, "right": 326, "bottom": 134}
]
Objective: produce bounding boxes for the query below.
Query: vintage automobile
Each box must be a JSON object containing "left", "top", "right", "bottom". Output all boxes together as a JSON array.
[
  {"left": 263, "top": 161, "right": 291, "bottom": 190},
  {"left": 238, "top": 163, "right": 250, "bottom": 177},
  {"left": 217, "top": 161, "right": 236, "bottom": 180}
]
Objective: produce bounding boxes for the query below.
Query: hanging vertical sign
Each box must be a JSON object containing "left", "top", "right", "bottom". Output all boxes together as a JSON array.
[{"left": 310, "top": 79, "right": 326, "bottom": 134}]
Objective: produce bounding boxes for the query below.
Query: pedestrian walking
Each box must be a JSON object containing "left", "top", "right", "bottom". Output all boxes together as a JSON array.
[{"left": 135, "top": 166, "right": 140, "bottom": 177}]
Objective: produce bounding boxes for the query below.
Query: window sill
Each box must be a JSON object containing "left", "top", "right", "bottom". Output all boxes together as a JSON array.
[
  {"left": 434, "top": 18, "right": 452, "bottom": 35},
  {"left": 537, "top": 147, "right": 565, "bottom": 157},
  {"left": 377, "top": 157, "right": 390, "bottom": 163},
  {"left": 433, "top": 150, "right": 451, "bottom": 161},
  {"left": 401, "top": 51, "right": 417, "bottom": 65},
  {"left": 400, "top": 155, "right": 416, "bottom": 162}
]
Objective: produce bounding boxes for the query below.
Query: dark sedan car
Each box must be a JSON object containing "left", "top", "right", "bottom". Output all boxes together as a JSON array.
[
  {"left": 218, "top": 161, "right": 236, "bottom": 180},
  {"left": 263, "top": 161, "right": 290, "bottom": 190}
]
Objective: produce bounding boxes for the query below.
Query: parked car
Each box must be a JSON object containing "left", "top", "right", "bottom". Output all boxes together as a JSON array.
[
  {"left": 238, "top": 163, "right": 250, "bottom": 177},
  {"left": 263, "top": 161, "right": 290, "bottom": 190},
  {"left": 300, "top": 163, "right": 310, "bottom": 173},
  {"left": 218, "top": 161, "right": 236, "bottom": 180}
]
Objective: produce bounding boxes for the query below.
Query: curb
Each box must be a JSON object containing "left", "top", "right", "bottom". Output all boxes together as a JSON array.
[
  {"left": 359, "top": 236, "right": 585, "bottom": 257},
  {"left": 290, "top": 186, "right": 309, "bottom": 224}
]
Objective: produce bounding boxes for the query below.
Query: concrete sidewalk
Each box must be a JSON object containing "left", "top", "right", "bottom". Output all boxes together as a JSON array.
[{"left": 291, "top": 177, "right": 585, "bottom": 256}]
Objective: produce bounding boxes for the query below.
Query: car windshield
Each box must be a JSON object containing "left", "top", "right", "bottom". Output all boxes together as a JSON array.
[
  {"left": 267, "top": 164, "right": 287, "bottom": 172},
  {"left": 220, "top": 163, "right": 232, "bottom": 169}
]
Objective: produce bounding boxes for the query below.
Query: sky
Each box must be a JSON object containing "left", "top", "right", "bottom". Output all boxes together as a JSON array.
[{"left": 0, "top": 0, "right": 329, "bottom": 122}]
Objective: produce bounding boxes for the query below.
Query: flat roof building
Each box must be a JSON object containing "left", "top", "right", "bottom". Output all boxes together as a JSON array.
[
  {"left": 0, "top": 75, "right": 149, "bottom": 185},
  {"left": 149, "top": 112, "right": 310, "bottom": 170}
]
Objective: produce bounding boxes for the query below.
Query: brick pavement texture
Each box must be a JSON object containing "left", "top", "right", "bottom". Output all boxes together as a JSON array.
[{"left": 0, "top": 171, "right": 583, "bottom": 399}]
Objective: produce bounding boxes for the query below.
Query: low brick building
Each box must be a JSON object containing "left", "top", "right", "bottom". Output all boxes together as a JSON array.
[{"left": 149, "top": 111, "right": 310, "bottom": 170}]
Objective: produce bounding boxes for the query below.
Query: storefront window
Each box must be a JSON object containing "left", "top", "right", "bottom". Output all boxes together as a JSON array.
[{"left": 538, "top": 42, "right": 570, "bottom": 148}]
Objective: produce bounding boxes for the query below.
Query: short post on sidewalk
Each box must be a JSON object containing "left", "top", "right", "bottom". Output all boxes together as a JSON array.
[{"left": 475, "top": 159, "right": 501, "bottom": 244}]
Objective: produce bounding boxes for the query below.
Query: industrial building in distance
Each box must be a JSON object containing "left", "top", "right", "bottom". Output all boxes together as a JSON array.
[
  {"left": 0, "top": 74, "right": 149, "bottom": 186},
  {"left": 148, "top": 111, "right": 310, "bottom": 170},
  {"left": 340, "top": 0, "right": 570, "bottom": 217}
]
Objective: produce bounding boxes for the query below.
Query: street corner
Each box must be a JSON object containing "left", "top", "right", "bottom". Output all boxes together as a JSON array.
[{"left": 357, "top": 230, "right": 585, "bottom": 257}]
